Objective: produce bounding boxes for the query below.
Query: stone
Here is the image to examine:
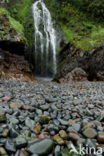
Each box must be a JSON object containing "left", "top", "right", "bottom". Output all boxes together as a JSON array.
[
  {"left": 10, "top": 118, "right": 19, "bottom": 125},
  {"left": 97, "top": 111, "right": 104, "bottom": 122},
  {"left": 25, "top": 118, "right": 35, "bottom": 128},
  {"left": 0, "top": 129, "right": 9, "bottom": 137},
  {"left": 45, "top": 97, "right": 56, "bottom": 103},
  {"left": 40, "top": 104, "right": 50, "bottom": 110},
  {"left": 83, "top": 128, "right": 97, "bottom": 138},
  {"left": 27, "top": 139, "right": 54, "bottom": 154},
  {"left": 2, "top": 95, "right": 12, "bottom": 102},
  {"left": 9, "top": 128, "right": 19, "bottom": 138},
  {"left": 61, "top": 67, "right": 88, "bottom": 82},
  {"left": 36, "top": 109, "right": 42, "bottom": 115},
  {"left": 15, "top": 136, "right": 27, "bottom": 148},
  {"left": 82, "top": 122, "right": 95, "bottom": 131},
  {"left": 0, "top": 147, "right": 7, "bottom": 155},
  {"left": 68, "top": 132, "right": 80, "bottom": 142},
  {"left": 54, "top": 145, "right": 61, "bottom": 156},
  {"left": 53, "top": 120, "right": 60, "bottom": 126},
  {"left": 19, "top": 150, "right": 29, "bottom": 156},
  {"left": 33, "top": 122, "right": 42, "bottom": 134},
  {"left": 38, "top": 132, "right": 49, "bottom": 139},
  {"left": 76, "top": 138, "right": 85, "bottom": 146},
  {"left": 0, "top": 111, "right": 6, "bottom": 122},
  {"left": 5, "top": 139, "right": 16, "bottom": 153},
  {"left": 85, "top": 139, "right": 96, "bottom": 149},
  {"left": 97, "top": 132, "right": 104, "bottom": 143},
  {"left": 58, "top": 119, "right": 69, "bottom": 126},
  {"left": 59, "top": 130, "right": 68, "bottom": 139},
  {"left": 72, "top": 123, "right": 81, "bottom": 132},
  {"left": 10, "top": 103, "right": 23, "bottom": 109},
  {"left": 54, "top": 135, "right": 64, "bottom": 144},
  {"left": 66, "top": 141, "right": 74, "bottom": 149},
  {"left": 40, "top": 115, "right": 51, "bottom": 124}
]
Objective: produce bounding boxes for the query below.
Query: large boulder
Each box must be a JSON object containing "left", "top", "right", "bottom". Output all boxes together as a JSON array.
[
  {"left": 59, "top": 67, "right": 88, "bottom": 82},
  {"left": 57, "top": 43, "right": 104, "bottom": 81},
  {"left": 27, "top": 138, "right": 54, "bottom": 155}
]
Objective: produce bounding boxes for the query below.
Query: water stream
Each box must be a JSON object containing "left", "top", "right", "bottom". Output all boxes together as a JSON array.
[{"left": 32, "top": 0, "right": 57, "bottom": 79}]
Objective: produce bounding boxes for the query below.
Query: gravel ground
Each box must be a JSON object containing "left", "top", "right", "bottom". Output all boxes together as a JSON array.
[{"left": 0, "top": 80, "right": 104, "bottom": 155}]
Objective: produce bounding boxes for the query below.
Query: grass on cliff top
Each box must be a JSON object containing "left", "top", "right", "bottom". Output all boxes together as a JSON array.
[
  {"left": 7, "top": 0, "right": 32, "bottom": 25},
  {"left": 44, "top": 0, "right": 104, "bottom": 51},
  {"left": 0, "top": 7, "right": 24, "bottom": 35},
  {"left": 6, "top": 0, "right": 34, "bottom": 46}
]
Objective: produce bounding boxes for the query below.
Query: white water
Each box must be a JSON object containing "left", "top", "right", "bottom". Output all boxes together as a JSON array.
[{"left": 32, "top": 0, "right": 57, "bottom": 77}]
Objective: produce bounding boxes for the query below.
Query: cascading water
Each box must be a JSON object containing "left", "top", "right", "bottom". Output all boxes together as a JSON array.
[{"left": 32, "top": 0, "right": 57, "bottom": 78}]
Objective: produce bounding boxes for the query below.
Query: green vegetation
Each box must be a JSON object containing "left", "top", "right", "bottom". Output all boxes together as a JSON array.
[
  {"left": 44, "top": 0, "right": 104, "bottom": 51},
  {"left": 6, "top": 0, "right": 34, "bottom": 46},
  {"left": 0, "top": 7, "right": 24, "bottom": 36},
  {"left": 0, "top": 0, "right": 104, "bottom": 51}
]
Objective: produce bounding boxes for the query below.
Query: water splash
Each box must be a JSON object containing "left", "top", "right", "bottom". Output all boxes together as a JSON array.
[{"left": 32, "top": 0, "right": 57, "bottom": 77}]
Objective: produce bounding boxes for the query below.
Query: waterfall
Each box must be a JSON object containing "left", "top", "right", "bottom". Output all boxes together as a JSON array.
[{"left": 32, "top": 0, "right": 57, "bottom": 78}]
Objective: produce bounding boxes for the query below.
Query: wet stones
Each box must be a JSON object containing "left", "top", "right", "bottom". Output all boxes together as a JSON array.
[
  {"left": 5, "top": 139, "right": 16, "bottom": 153},
  {"left": 25, "top": 118, "right": 35, "bottom": 129},
  {"left": 0, "top": 147, "right": 7, "bottom": 155},
  {"left": 40, "top": 104, "right": 50, "bottom": 111},
  {"left": 59, "top": 130, "right": 68, "bottom": 139},
  {"left": 40, "top": 115, "right": 51, "bottom": 124},
  {"left": 27, "top": 139, "right": 54, "bottom": 154},
  {"left": 82, "top": 128, "right": 97, "bottom": 138},
  {"left": 9, "top": 128, "right": 19, "bottom": 138},
  {"left": 0, "top": 111, "right": 6, "bottom": 122},
  {"left": 15, "top": 136, "right": 27, "bottom": 148},
  {"left": 54, "top": 135, "right": 64, "bottom": 144},
  {"left": 97, "top": 132, "right": 104, "bottom": 143},
  {"left": 33, "top": 122, "right": 42, "bottom": 134},
  {"left": 68, "top": 132, "right": 80, "bottom": 143},
  {"left": 0, "top": 80, "right": 104, "bottom": 155},
  {"left": 9, "top": 103, "right": 23, "bottom": 109}
]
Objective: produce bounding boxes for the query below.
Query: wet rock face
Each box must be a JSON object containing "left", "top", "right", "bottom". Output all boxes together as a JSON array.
[
  {"left": 0, "top": 7, "right": 32, "bottom": 59},
  {"left": 58, "top": 43, "right": 104, "bottom": 81},
  {"left": 0, "top": 48, "right": 34, "bottom": 81},
  {"left": 59, "top": 67, "right": 88, "bottom": 82}
]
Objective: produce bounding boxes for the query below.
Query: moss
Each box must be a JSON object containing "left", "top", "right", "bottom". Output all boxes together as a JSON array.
[
  {"left": 44, "top": 0, "right": 104, "bottom": 51},
  {"left": 6, "top": 0, "right": 34, "bottom": 46},
  {"left": 0, "top": 7, "right": 24, "bottom": 36}
]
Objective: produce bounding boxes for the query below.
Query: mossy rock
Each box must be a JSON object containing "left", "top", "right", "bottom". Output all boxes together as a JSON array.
[{"left": 0, "top": 7, "right": 26, "bottom": 43}]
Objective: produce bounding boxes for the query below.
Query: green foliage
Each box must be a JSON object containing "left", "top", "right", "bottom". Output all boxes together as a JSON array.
[
  {"left": 62, "top": 26, "right": 73, "bottom": 43},
  {"left": 0, "top": 7, "right": 24, "bottom": 35},
  {"left": 6, "top": 0, "right": 34, "bottom": 46},
  {"left": 67, "top": 0, "right": 104, "bottom": 20},
  {"left": 44, "top": 0, "right": 104, "bottom": 51}
]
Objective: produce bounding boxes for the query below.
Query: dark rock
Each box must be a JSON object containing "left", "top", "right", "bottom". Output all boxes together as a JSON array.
[
  {"left": 60, "top": 68, "right": 88, "bottom": 82},
  {"left": 15, "top": 136, "right": 27, "bottom": 148},
  {"left": 9, "top": 128, "right": 19, "bottom": 138},
  {"left": 27, "top": 138, "right": 54, "bottom": 154},
  {"left": 5, "top": 139, "right": 16, "bottom": 153},
  {"left": 58, "top": 43, "right": 104, "bottom": 81},
  {"left": 54, "top": 145, "right": 61, "bottom": 156}
]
